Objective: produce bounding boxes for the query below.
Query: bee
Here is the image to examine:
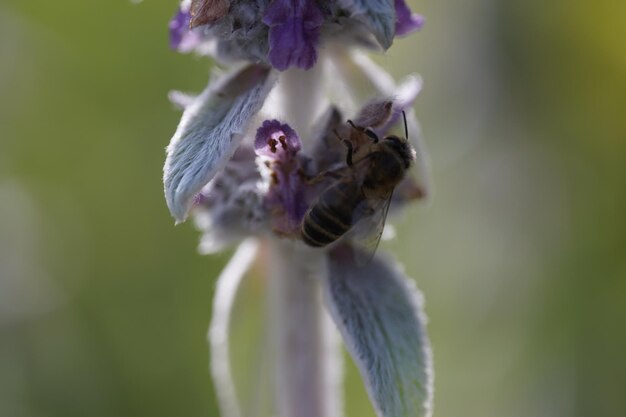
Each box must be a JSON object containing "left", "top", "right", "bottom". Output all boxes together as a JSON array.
[{"left": 301, "top": 112, "right": 415, "bottom": 259}]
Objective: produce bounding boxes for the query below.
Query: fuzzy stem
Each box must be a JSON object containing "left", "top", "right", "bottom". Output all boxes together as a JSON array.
[
  {"left": 274, "top": 64, "right": 327, "bottom": 152},
  {"left": 266, "top": 61, "right": 341, "bottom": 417},
  {"left": 267, "top": 238, "right": 342, "bottom": 417}
]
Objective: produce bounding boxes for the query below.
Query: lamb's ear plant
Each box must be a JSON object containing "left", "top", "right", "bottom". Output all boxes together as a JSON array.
[{"left": 164, "top": 1, "right": 434, "bottom": 416}]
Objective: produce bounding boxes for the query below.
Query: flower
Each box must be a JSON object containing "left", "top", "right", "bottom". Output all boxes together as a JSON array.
[
  {"left": 163, "top": 1, "right": 434, "bottom": 417},
  {"left": 169, "top": 0, "right": 424, "bottom": 71}
]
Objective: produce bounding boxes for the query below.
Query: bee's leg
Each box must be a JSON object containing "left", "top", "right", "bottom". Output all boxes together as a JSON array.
[
  {"left": 342, "top": 139, "right": 354, "bottom": 166},
  {"left": 347, "top": 120, "right": 379, "bottom": 143},
  {"left": 332, "top": 128, "right": 344, "bottom": 142},
  {"left": 333, "top": 128, "right": 354, "bottom": 167},
  {"left": 305, "top": 167, "right": 346, "bottom": 184}
]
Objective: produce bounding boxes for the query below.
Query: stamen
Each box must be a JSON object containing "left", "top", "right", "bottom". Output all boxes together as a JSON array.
[{"left": 269, "top": 138, "right": 278, "bottom": 153}]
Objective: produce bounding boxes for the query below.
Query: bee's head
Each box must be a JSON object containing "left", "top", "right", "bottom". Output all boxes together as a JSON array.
[{"left": 383, "top": 135, "right": 414, "bottom": 169}]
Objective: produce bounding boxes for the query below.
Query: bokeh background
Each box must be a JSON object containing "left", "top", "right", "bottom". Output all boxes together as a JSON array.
[{"left": 1, "top": 1, "right": 625, "bottom": 416}]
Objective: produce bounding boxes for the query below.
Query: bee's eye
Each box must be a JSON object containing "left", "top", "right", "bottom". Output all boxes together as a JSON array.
[{"left": 385, "top": 135, "right": 409, "bottom": 157}]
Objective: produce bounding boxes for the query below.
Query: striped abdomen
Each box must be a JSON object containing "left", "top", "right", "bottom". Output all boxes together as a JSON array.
[{"left": 301, "top": 181, "right": 364, "bottom": 247}]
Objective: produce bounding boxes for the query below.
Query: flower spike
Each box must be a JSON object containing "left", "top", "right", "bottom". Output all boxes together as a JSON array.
[{"left": 163, "top": 1, "right": 433, "bottom": 416}]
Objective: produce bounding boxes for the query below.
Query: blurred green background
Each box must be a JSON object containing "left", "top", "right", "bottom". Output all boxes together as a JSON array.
[{"left": 1, "top": 1, "right": 625, "bottom": 417}]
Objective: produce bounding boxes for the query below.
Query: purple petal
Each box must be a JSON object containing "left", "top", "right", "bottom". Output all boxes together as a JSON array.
[
  {"left": 255, "top": 120, "right": 307, "bottom": 235},
  {"left": 267, "top": 164, "right": 308, "bottom": 236},
  {"left": 376, "top": 74, "right": 423, "bottom": 136},
  {"left": 263, "top": 0, "right": 324, "bottom": 70},
  {"left": 169, "top": 7, "right": 203, "bottom": 52},
  {"left": 354, "top": 100, "right": 394, "bottom": 128},
  {"left": 254, "top": 120, "right": 302, "bottom": 160},
  {"left": 395, "top": 0, "right": 425, "bottom": 36}
]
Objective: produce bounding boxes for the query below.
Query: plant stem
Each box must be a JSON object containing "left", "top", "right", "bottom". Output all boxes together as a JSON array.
[
  {"left": 266, "top": 62, "right": 341, "bottom": 417},
  {"left": 267, "top": 239, "right": 341, "bottom": 417},
  {"left": 274, "top": 63, "right": 326, "bottom": 152}
]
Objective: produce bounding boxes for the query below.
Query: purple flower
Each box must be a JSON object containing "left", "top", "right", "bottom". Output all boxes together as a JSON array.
[
  {"left": 168, "top": 0, "right": 425, "bottom": 70},
  {"left": 395, "top": 0, "right": 425, "bottom": 36},
  {"left": 254, "top": 119, "right": 301, "bottom": 159},
  {"left": 263, "top": 0, "right": 324, "bottom": 70},
  {"left": 168, "top": 3, "right": 203, "bottom": 52},
  {"left": 254, "top": 120, "right": 307, "bottom": 235}
]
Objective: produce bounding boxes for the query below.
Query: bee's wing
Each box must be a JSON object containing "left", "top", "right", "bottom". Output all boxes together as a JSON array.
[
  {"left": 310, "top": 164, "right": 353, "bottom": 184},
  {"left": 349, "top": 189, "right": 394, "bottom": 266},
  {"left": 311, "top": 151, "right": 373, "bottom": 186}
]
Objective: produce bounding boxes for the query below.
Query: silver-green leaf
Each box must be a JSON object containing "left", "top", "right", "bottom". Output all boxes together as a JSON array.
[
  {"left": 163, "top": 64, "right": 276, "bottom": 222},
  {"left": 325, "top": 249, "right": 434, "bottom": 417},
  {"left": 208, "top": 239, "right": 259, "bottom": 417}
]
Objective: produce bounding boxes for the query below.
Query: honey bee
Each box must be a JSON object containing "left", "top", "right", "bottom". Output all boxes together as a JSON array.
[{"left": 301, "top": 112, "right": 415, "bottom": 260}]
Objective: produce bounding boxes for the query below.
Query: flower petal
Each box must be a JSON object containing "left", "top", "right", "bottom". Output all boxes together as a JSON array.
[
  {"left": 163, "top": 64, "right": 276, "bottom": 222},
  {"left": 169, "top": 3, "right": 203, "bottom": 52},
  {"left": 254, "top": 120, "right": 301, "bottom": 159},
  {"left": 325, "top": 248, "right": 434, "bottom": 417},
  {"left": 208, "top": 239, "right": 258, "bottom": 417},
  {"left": 339, "top": 0, "right": 396, "bottom": 49},
  {"left": 254, "top": 120, "right": 307, "bottom": 236},
  {"left": 263, "top": 0, "right": 325, "bottom": 70},
  {"left": 354, "top": 99, "right": 393, "bottom": 128},
  {"left": 375, "top": 74, "right": 422, "bottom": 136},
  {"left": 394, "top": 0, "right": 425, "bottom": 37}
]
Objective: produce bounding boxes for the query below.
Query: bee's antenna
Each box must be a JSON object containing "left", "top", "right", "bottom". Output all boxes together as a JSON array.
[{"left": 402, "top": 110, "right": 408, "bottom": 139}]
